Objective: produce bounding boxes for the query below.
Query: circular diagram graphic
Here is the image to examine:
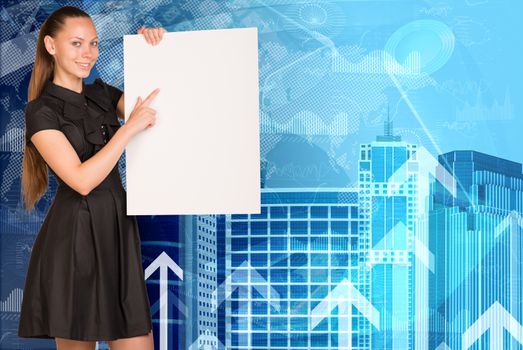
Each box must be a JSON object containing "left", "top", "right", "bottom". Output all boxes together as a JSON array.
[{"left": 385, "top": 19, "right": 455, "bottom": 75}]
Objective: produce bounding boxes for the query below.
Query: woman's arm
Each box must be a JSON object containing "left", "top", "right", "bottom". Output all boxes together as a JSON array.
[
  {"left": 31, "top": 88, "right": 159, "bottom": 196},
  {"left": 31, "top": 126, "right": 132, "bottom": 196}
]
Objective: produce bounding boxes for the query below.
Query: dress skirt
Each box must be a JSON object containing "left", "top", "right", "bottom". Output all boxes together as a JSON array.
[{"left": 18, "top": 169, "right": 153, "bottom": 341}]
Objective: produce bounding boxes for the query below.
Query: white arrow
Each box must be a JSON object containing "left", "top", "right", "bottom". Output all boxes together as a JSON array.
[
  {"left": 435, "top": 341, "right": 451, "bottom": 350},
  {"left": 413, "top": 231, "right": 435, "bottom": 273},
  {"left": 379, "top": 148, "right": 439, "bottom": 350},
  {"left": 144, "top": 251, "right": 183, "bottom": 350},
  {"left": 494, "top": 211, "right": 523, "bottom": 238},
  {"left": 212, "top": 260, "right": 280, "bottom": 312},
  {"left": 150, "top": 288, "right": 187, "bottom": 317},
  {"left": 417, "top": 147, "right": 456, "bottom": 196},
  {"left": 310, "top": 278, "right": 380, "bottom": 349},
  {"left": 462, "top": 301, "right": 523, "bottom": 349},
  {"left": 387, "top": 146, "right": 457, "bottom": 201},
  {"left": 373, "top": 222, "right": 408, "bottom": 251}
]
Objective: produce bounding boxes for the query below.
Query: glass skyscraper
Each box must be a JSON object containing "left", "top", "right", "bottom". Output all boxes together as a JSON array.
[
  {"left": 185, "top": 215, "right": 219, "bottom": 349},
  {"left": 429, "top": 151, "right": 523, "bottom": 349},
  {"left": 358, "top": 122, "right": 418, "bottom": 349},
  {"left": 226, "top": 188, "right": 367, "bottom": 349}
]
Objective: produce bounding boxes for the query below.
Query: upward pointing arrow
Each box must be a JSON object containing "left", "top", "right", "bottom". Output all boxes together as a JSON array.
[
  {"left": 212, "top": 260, "right": 280, "bottom": 313},
  {"left": 494, "top": 211, "right": 523, "bottom": 238},
  {"left": 435, "top": 342, "right": 451, "bottom": 350},
  {"left": 373, "top": 222, "right": 408, "bottom": 251},
  {"left": 462, "top": 301, "right": 523, "bottom": 349},
  {"left": 145, "top": 251, "right": 183, "bottom": 350},
  {"left": 145, "top": 251, "right": 183, "bottom": 280},
  {"left": 150, "top": 289, "right": 187, "bottom": 318},
  {"left": 369, "top": 221, "right": 435, "bottom": 272},
  {"left": 386, "top": 146, "right": 457, "bottom": 198},
  {"left": 385, "top": 146, "right": 459, "bottom": 218},
  {"left": 310, "top": 278, "right": 380, "bottom": 349}
]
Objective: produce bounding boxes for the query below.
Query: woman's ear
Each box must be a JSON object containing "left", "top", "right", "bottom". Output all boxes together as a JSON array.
[{"left": 43, "top": 35, "right": 56, "bottom": 55}]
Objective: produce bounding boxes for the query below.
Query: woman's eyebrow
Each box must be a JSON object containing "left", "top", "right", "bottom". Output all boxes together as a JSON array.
[{"left": 70, "top": 36, "right": 99, "bottom": 40}]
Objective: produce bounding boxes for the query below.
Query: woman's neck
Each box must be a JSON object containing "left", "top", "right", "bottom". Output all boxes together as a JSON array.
[{"left": 52, "top": 71, "right": 83, "bottom": 93}]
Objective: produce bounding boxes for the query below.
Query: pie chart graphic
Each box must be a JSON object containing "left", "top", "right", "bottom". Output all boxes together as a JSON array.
[{"left": 384, "top": 19, "right": 455, "bottom": 75}]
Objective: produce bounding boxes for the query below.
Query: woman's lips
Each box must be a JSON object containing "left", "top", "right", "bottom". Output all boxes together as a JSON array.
[{"left": 77, "top": 62, "right": 90, "bottom": 70}]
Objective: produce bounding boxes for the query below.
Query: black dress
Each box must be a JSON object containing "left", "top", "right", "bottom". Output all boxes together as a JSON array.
[{"left": 18, "top": 78, "right": 153, "bottom": 341}]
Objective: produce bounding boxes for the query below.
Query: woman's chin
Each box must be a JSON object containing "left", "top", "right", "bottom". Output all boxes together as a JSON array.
[{"left": 74, "top": 68, "right": 91, "bottom": 78}]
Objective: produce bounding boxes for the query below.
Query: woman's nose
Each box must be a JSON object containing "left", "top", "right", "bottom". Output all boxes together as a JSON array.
[{"left": 81, "top": 46, "right": 95, "bottom": 58}]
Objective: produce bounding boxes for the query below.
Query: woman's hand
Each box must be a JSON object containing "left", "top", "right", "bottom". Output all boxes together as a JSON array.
[
  {"left": 122, "top": 88, "right": 160, "bottom": 138},
  {"left": 137, "top": 26, "right": 166, "bottom": 46}
]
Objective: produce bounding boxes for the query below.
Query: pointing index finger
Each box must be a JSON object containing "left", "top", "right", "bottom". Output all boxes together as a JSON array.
[{"left": 141, "top": 88, "right": 160, "bottom": 107}]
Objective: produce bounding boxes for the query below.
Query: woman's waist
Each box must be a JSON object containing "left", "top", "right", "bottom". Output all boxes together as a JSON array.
[{"left": 56, "top": 168, "right": 124, "bottom": 194}]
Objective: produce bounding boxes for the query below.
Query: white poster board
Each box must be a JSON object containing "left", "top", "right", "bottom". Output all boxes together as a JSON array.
[{"left": 123, "top": 27, "right": 260, "bottom": 215}]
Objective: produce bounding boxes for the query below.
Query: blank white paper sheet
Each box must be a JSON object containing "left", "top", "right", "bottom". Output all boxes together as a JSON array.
[{"left": 123, "top": 27, "right": 260, "bottom": 215}]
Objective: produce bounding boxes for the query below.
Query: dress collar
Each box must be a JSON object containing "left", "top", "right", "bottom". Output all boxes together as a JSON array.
[
  {"left": 42, "top": 78, "right": 113, "bottom": 113},
  {"left": 43, "top": 78, "right": 87, "bottom": 108},
  {"left": 41, "top": 78, "right": 121, "bottom": 151}
]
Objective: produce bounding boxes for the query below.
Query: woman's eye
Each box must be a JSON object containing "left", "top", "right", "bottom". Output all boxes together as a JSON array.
[
  {"left": 91, "top": 41, "right": 98, "bottom": 47},
  {"left": 72, "top": 41, "right": 80, "bottom": 46}
]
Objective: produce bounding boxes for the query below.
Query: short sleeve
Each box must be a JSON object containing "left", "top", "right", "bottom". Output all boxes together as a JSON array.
[
  {"left": 94, "top": 78, "right": 123, "bottom": 110},
  {"left": 25, "top": 101, "right": 61, "bottom": 145}
]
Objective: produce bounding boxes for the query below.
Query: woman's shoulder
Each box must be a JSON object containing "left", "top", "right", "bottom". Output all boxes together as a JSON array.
[
  {"left": 25, "top": 95, "right": 64, "bottom": 144},
  {"left": 25, "top": 95, "right": 63, "bottom": 117}
]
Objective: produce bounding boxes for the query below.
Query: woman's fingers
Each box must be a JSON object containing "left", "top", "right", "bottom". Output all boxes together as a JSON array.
[
  {"left": 146, "top": 29, "right": 155, "bottom": 44},
  {"left": 134, "top": 96, "right": 142, "bottom": 109},
  {"left": 152, "top": 29, "right": 161, "bottom": 45},
  {"left": 138, "top": 106, "right": 156, "bottom": 116},
  {"left": 141, "top": 28, "right": 150, "bottom": 44},
  {"left": 138, "top": 27, "right": 166, "bottom": 45},
  {"left": 146, "top": 29, "right": 156, "bottom": 45},
  {"left": 144, "top": 108, "right": 157, "bottom": 128},
  {"left": 138, "top": 27, "right": 151, "bottom": 44},
  {"left": 128, "top": 89, "right": 159, "bottom": 131},
  {"left": 142, "top": 88, "right": 160, "bottom": 107}
]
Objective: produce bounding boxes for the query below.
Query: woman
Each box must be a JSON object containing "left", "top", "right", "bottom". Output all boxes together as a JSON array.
[{"left": 18, "top": 6, "right": 165, "bottom": 350}]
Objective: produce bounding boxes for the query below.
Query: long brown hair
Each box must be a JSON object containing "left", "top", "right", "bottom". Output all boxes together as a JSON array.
[{"left": 22, "top": 6, "right": 91, "bottom": 211}]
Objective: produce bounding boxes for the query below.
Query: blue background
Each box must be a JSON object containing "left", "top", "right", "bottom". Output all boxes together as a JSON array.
[{"left": 1, "top": 0, "right": 522, "bottom": 349}]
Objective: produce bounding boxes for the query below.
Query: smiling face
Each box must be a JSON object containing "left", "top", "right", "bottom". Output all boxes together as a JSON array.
[{"left": 44, "top": 16, "right": 99, "bottom": 82}]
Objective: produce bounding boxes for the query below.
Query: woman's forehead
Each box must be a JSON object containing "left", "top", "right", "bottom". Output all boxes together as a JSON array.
[{"left": 58, "top": 17, "right": 97, "bottom": 39}]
